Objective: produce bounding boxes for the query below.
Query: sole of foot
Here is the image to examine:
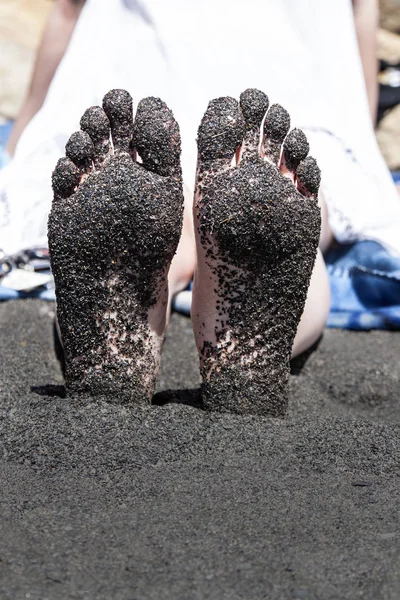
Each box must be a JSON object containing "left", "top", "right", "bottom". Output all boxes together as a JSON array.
[
  {"left": 192, "top": 88, "right": 321, "bottom": 416},
  {"left": 48, "top": 89, "right": 184, "bottom": 403}
]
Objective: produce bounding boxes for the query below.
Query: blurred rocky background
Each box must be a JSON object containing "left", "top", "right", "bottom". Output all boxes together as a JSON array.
[{"left": 0, "top": 0, "right": 399, "bottom": 171}]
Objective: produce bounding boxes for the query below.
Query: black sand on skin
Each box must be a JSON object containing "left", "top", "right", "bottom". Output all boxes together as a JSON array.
[
  {"left": 1, "top": 300, "right": 400, "bottom": 600},
  {"left": 48, "top": 90, "right": 184, "bottom": 403},
  {"left": 196, "top": 90, "right": 321, "bottom": 416}
]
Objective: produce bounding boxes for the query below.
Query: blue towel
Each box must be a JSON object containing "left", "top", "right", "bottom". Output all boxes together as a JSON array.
[{"left": 325, "top": 240, "right": 400, "bottom": 330}]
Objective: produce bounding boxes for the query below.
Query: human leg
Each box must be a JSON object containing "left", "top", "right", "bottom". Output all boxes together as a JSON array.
[
  {"left": 167, "top": 184, "right": 196, "bottom": 303},
  {"left": 291, "top": 248, "right": 330, "bottom": 358},
  {"left": 291, "top": 194, "right": 332, "bottom": 357}
]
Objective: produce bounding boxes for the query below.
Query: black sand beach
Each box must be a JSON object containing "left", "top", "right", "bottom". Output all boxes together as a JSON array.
[{"left": 0, "top": 299, "right": 399, "bottom": 599}]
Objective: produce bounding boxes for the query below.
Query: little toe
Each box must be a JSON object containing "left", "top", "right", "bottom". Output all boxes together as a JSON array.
[
  {"left": 197, "top": 97, "right": 245, "bottom": 172},
  {"left": 80, "top": 106, "right": 111, "bottom": 167},
  {"left": 102, "top": 89, "right": 134, "bottom": 154},
  {"left": 296, "top": 156, "right": 321, "bottom": 198},
  {"left": 65, "top": 131, "right": 95, "bottom": 172},
  {"left": 281, "top": 128, "right": 309, "bottom": 176},
  {"left": 132, "top": 97, "right": 181, "bottom": 177},
  {"left": 239, "top": 88, "right": 269, "bottom": 161},
  {"left": 52, "top": 157, "right": 81, "bottom": 199},
  {"left": 263, "top": 103, "right": 290, "bottom": 165}
]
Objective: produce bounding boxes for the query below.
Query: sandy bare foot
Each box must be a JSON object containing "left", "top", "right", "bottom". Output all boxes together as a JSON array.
[
  {"left": 192, "top": 89, "right": 321, "bottom": 416},
  {"left": 48, "top": 89, "right": 183, "bottom": 403}
]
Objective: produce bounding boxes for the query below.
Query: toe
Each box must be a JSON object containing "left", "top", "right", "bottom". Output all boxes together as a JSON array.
[
  {"left": 281, "top": 128, "right": 309, "bottom": 175},
  {"left": 102, "top": 89, "right": 134, "bottom": 153},
  {"left": 239, "top": 88, "right": 269, "bottom": 161},
  {"left": 263, "top": 103, "right": 290, "bottom": 165},
  {"left": 80, "top": 106, "right": 111, "bottom": 167},
  {"left": 52, "top": 157, "right": 81, "bottom": 199},
  {"left": 65, "top": 131, "right": 95, "bottom": 171},
  {"left": 240, "top": 89, "right": 269, "bottom": 129},
  {"left": 132, "top": 97, "right": 181, "bottom": 177},
  {"left": 197, "top": 97, "right": 245, "bottom": 170},
  {"left": 296, "top": 156, "right": 321, "bottom": 198}
]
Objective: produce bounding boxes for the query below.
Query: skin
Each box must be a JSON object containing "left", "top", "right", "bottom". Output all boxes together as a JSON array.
[
  {"left": 5, "top": 0, "right": 86, "bottom": 156},
  {"left": 5, "top": 0, "right": 381, "bottom": 360},
  {"left": 49, "top": 92, "right": 185, "bottom": 402},
  {"left": 352, "top": 0, "right": 379, "bottom": 126},
  {"left": 50, "top": 88, "right": 323, "bottom": 415}
]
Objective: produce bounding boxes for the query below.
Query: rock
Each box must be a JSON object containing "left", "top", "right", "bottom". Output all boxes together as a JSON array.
[{"left": 380, "top": 0, "right": 400, "bottom": 34}]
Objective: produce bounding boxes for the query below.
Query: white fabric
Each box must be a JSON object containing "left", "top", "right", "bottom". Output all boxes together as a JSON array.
[{"left": 1, "top": 0, "right": 400, "bottom": 254}]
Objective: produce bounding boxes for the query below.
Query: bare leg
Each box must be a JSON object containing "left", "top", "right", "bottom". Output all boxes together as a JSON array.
[
  {"left": 292, "top": 248, "right": 330, "bottom": 357},
  {"left": 167, "top": 184, "right": 196, "bottom": 304},
  {"left": 292, "top": 194, "right": 332, "bottom": 357}
]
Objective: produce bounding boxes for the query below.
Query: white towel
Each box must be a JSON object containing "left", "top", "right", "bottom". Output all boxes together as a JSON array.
[{"left": 1, "top": 0, "right": 399, "bottom": 254}]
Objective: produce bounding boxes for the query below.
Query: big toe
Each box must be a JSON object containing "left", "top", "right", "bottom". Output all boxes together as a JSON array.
[
  {"left": 197, "top": 97, "right": 245, "bottom": 169},
  {"left": 132, "top": 97, "right": 181, "bottom": 178}
]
